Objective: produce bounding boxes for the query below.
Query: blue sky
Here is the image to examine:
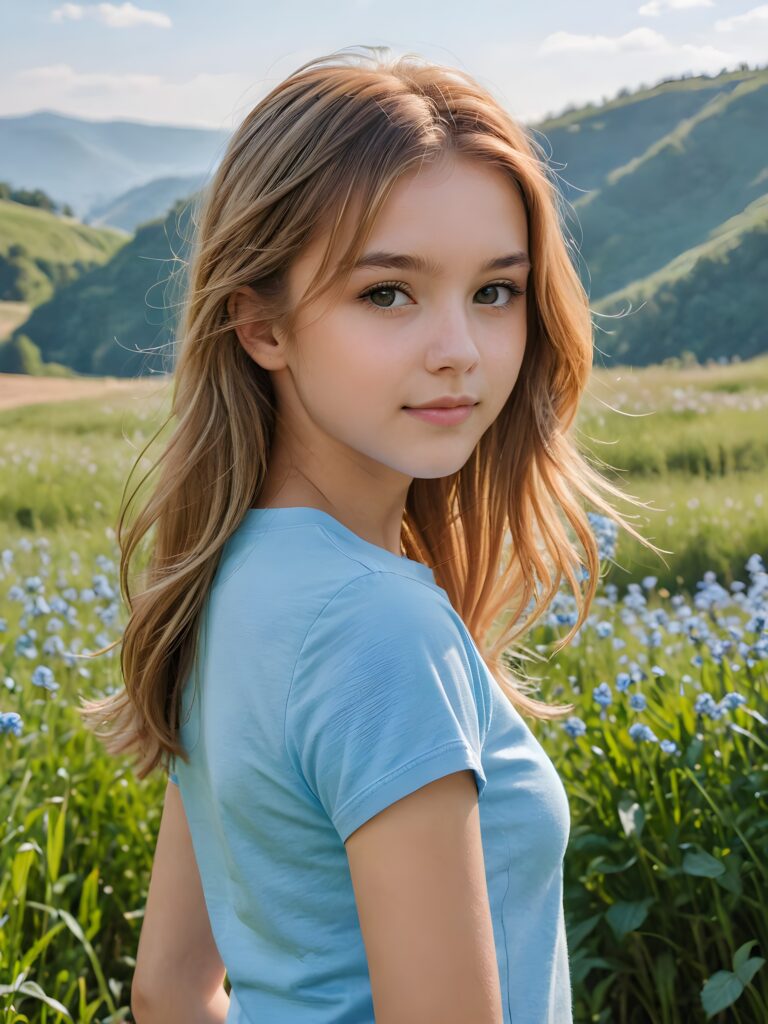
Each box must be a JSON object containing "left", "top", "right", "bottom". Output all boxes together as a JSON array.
[{"left": 1, "top": 1, "right": 765, "bottom": 129}]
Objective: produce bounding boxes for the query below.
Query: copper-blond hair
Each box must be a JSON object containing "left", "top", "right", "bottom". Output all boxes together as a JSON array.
[{"left": 78, "top": 45, "right": 664, "bottom": 780}]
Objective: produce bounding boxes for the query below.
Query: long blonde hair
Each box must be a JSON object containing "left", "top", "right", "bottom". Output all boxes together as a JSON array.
[{"left": 78, "top": 45, "right": 664, "bottom": 781}]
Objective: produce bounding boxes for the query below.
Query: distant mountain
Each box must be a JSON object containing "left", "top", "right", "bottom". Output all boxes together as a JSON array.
[
  {"left": 0, "top": 197, "right": 127, "bottom": 306},
  {"left": 5, "top": 64, "right": 767, "bottom": 374},
  {"left": 0, "top": 110, "right": 226, "bottom": 218},
  {"left": 85, "top": 173, "right": 209, "bottom": 232}
]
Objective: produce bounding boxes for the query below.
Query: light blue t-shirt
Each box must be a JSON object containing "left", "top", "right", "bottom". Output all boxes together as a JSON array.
[{"left": 168, "top": 506, "right": 573, "bottom": 1023}]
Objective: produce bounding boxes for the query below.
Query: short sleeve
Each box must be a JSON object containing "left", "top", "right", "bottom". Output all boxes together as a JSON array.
[{"left": 284, "top": 571, "right": 489, "bottom": 843}]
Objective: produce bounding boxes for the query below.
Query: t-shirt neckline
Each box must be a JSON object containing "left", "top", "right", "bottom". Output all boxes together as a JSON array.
[{"left": 243, "top": 506, "right": 437, "bottom": 586}]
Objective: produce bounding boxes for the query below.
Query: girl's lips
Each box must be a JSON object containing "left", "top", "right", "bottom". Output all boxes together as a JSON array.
[{"left": 403, "top": 404, "right": 477, "bottom": 425}]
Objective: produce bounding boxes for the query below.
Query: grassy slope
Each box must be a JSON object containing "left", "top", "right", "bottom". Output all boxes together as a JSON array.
[
  {"left": 0, "top": 199, "right": 128, "bottom": 305},
  {"left": 589, "top": 194, "right": 768, "bottom": 364},
  {"left": 571, "top": 73, "right": 768, "bottom": 299},
  {"left": 10, "top": 198, "right": 193, "bottom": 377},
  {"left": 531, "top": 68, "right": 754, "bottom": 200}
]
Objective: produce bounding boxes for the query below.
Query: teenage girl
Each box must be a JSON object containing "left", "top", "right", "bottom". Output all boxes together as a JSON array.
[{"left": 81, "top": 45, "right": 660, "bottom": 1024}]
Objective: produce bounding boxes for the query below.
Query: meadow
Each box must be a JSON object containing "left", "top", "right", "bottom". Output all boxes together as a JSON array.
[{"left": 0, "top": 355, "right": 766, "bottom": 1023}]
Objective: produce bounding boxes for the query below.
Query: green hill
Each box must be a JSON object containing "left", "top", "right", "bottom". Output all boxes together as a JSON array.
[
  {"left": 591, "top": 194, "right": 768, "bottom": 365},
  {"left": 571, "top": 72, "right": 768, "bottom": 300},
  {"left": 534, "top": 67, "right": 754, "bottom": 203},
  {"left": 2, "top": 198, "right": 193, "bottom": 377},
  {"left": 0, "top": 198, "right": 127, "bottom": 306}
]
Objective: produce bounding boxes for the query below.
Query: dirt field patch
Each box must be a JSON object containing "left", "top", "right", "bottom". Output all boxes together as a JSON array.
[
  {"left": 0, "top": 372, "right": 170, "bottom": 412},
  {"left": 0, "top": 301, "right": 31, "bottom": 341}
]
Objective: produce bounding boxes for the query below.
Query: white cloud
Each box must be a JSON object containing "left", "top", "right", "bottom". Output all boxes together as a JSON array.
[
  {"left": 538, "top": 26, "right": 733, "bottom": 64},
  {"left": 18, "top": 63, "right": 162, "bottom": 90},
  {"left": 11, "top": 63, "right": 263, "bottom": 129},
  {"left": 50, "top": 2, "right": 172, "bottom": 28},
  {"left": 539, "top": 27, "right": 667, "bottom": 54},
  {"left": 51, "top": 3, "right": 85, "bottom": 20},
  {"left": 715, "top": 4, "right": 768, "bottom": 31},
  {"left": 639, "top": 0, "right": 714, "bottom": 16}
]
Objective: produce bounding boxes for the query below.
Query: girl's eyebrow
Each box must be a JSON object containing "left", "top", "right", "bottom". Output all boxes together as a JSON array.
[{"left": 351, "top": 250, "right": 532, "bottom": 274}]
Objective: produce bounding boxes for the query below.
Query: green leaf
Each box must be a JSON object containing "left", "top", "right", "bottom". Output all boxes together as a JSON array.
[
  {"left": 569, "top": 956, "right": 615, "bottom": 984},
  {"left": 715, "top": 862, "right": 743, "bottom": 895},
  {"left": 682, "top": 850, "right": 726, "bottom": 878},
  {"left": 45, "top": 798, "right": 67, "bottom": 885},
  {"left": 653, "top": 951, "right": 677, "bottom": 1006},
  {"left": 700, "top": 970, "right": 744, "bottom": 1017},
  {"left": 11, "top": 843, "right": 40, "bottom": 899},
  {"left": 19, "top": 923, "right": 66, "bottom": 972},
  {"left": 57, "top": 908, "right": 116, "bottom": 1014},
  {"left": 732, "top": 939, "right": 758, "bottom": 973},
  {"left": 605, "top": 897, "right": 655, "bottom": 941},
  {"left": 566, "top": 911, "right": 603, "bottom": 949},
  {"left": 732, "top": 940, "right": 765, "bottom": 987},
  {"left": 683, "top": 735, "right": 704, "bottom": 768},
  {"left": 594, "top": 853, "right": 638, "bottom": 875},
  {"left": 13, "top": 980, "right": 73, "bottom": 1021}
]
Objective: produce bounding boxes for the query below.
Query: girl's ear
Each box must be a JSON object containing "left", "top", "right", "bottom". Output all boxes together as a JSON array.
[{"left": 227, "top": 286, "right": 288, "bottom": 370}]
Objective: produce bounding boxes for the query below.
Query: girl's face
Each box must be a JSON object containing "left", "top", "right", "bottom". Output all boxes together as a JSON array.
[{"left": 237, "top": 153, "right": 530, "bottom": 523}]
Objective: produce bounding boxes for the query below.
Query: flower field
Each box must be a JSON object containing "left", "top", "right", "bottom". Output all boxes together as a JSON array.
[{"left": 1, "top": 357, "right": 766, "bottom": 1023}]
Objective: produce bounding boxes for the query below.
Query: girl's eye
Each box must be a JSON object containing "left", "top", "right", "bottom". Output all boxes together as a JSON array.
[
  {"left": 357, "top": 280, "right": 526, "bottom": 316},
  {"left": 358, "top": 282, "right": 413, "bottom": 314},
  {"left": 475, "top": 282, "right": 527, "bottom": 307}
]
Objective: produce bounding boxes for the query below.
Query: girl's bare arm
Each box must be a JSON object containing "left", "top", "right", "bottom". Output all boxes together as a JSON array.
[{"left": 131, "top": 780, "right": 229, "bottom": 1023}]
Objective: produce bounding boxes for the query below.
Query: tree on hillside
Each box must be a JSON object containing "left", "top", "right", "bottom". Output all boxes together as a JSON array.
[{"left": 0, "top": 180, "right": 69, "bottom": 215}]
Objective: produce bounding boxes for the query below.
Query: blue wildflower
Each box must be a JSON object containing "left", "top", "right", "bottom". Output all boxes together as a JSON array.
[
  {"left": 615, "top": 672, "right": 632, "bottom": 692},
  {"left": 14, "top": 634, "right": 38, "bottom": 660},
  {"left": 746, "top": 614, "right": 766, "bottom": 635},
  {"left": 0, "top": 712, "right": 23, "bottom": 736},
  {"left": 92, "top": 573, "right": 115, "bottom": 599},
  {"left": 628, "top": 723, "right": 658, "bottom": 743},
  {"left": 720, "top": 692, "right": 747, "bottom": 712},
  {"left": 746, "top": 553, "right": 765, "bottom": 576},
  {"left": 31, "top": 665, "right": 59, "bottom": 692},
  {"left": 587, "top": 512, "right": 619, "bottom": 562},
  {"left": 563, "top": 716, "right": 587, "bottom": 738},
  {"left": 694, "top": 693, "right": 725, "bottom": 720},
  {"left": 29, "top": 594, "right": 51, "bottom": 617},
  {"left": 593, "top": 682, "right": 612, "bottom": 707},
  {"left": 42, "top": 635, "right": 66, "bottom": 657}
]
